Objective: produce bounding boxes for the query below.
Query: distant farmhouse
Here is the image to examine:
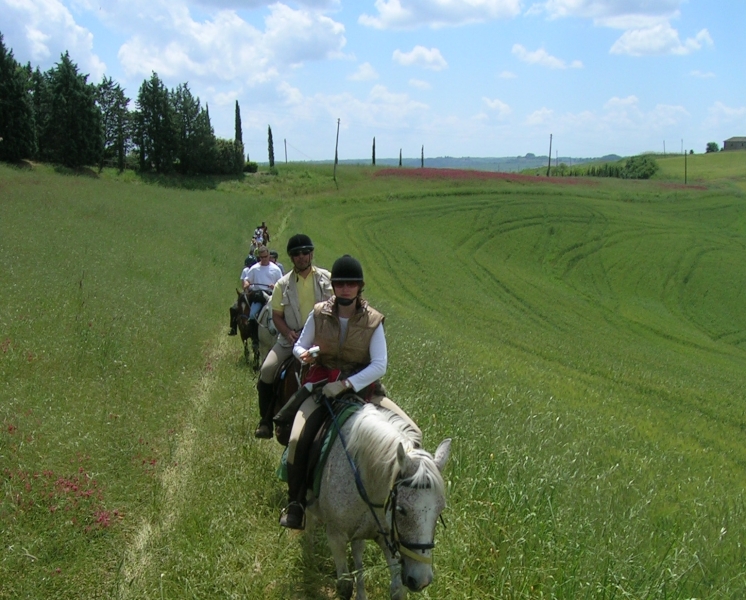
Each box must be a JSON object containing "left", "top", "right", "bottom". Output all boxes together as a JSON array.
[{"left": 723, "top": 137, "right": 746, "bottom": 151}]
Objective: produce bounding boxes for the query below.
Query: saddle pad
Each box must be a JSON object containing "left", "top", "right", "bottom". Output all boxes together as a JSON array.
[
  {"left": 275, "top": 401, "right": 362, "bottom": 494},
  {"left": 311, "top": 402, "right": 361, "bottom": 498}
]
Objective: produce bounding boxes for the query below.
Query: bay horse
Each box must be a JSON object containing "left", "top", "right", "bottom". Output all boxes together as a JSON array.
[
  {"left": 305, "top": 403, "right": 451, "bottom": 600},
  {"left": 235, "top": 289, "right": 274, "bottom": 370}
]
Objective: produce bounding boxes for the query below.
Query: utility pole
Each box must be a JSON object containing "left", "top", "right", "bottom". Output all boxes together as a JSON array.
[
  {"left": 546, "top": 134, "right": 552, "bottom": 176},
  {"left": 684, "top": 149, "right": 688, "bottom": 185},
  {"left": 284, "top": 139, "right": 287, "bottom": 163},
  {"left": 333, "top": 118, "right": 340, "bottom": 183}
]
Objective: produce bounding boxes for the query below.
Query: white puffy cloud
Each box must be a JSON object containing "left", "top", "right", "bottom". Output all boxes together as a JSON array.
[
  {"left": 532, "top": 0, "right": 713, "bottom": 57},
  {"left": 537, "top": 0, "right": 681, "bottom": 27},
  {"left": 483, "top": 97, "right": 512, "bottom": 119},
  {"left": 393, "top": 46, "right": 448, "bottom": 70},
  {"left": 359, "top": 0, "right": 521, "bottom": 29},
  {"left": 409, "top": 78, "right": 431, "bottom": 90},
  {"left": 1, "top": 0, "right": 106, "bottom": 79},
  {"left": 704, "top": 101, "right": 746, "bottom": 128},
  {"left": 610, "top": 24, "right": 712, "bottom": 56},
  {"left": 349, "top": 62, "right": 379, "bottom": 81},
  {"left": 512, "top": 44, "right": 583, "bottom": 69},
  {"left": 115, "top": 3, "right": 346, "bottom": 84}
]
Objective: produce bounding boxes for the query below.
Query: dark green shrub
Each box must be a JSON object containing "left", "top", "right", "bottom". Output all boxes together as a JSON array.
[
  {"left": 244, "top": 161, "right": 258, "bottom": 173},
  {"left": 622, "top": 155, "right": 659, "bottom": 179}
]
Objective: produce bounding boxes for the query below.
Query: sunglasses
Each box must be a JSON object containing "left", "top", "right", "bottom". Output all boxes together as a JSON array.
[
  {"left": 333, "top": 281, "right": 360, "bottom": 288},
  {"left": 290, "top": 249, "right": 312, "bottom": 257}
]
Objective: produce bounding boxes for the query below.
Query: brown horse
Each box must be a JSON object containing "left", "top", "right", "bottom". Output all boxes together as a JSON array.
[{"left": 235, "top": 289, "right": 273, "bottom": 371}]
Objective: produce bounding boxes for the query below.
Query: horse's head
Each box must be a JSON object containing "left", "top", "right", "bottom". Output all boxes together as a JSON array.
[
  {"left": 236, "top": 289, "right": 250, "bottom": 314},
  {"left": 391, "top": 438, "right": 451, "bottom": 592}
]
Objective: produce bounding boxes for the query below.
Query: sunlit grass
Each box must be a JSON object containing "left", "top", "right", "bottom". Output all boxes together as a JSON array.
[{"left": 2, "top": 159, "right": 745, "bottom": 598}]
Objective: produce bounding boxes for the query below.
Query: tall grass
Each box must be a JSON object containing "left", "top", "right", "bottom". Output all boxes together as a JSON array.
[{"left": 1, "top": 159, "right": 745, "bottom": 598}]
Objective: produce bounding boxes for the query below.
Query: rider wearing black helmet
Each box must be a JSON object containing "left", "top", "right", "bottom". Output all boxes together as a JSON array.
[
  {"left": 278, "top": 255, "right": 421, "bottom": 529},
  {"left": 253, "top": 234, "right": 333, "bottom": 439}
]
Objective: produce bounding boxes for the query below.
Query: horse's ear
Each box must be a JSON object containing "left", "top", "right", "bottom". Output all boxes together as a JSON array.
[
  {"left": 433, "top": 438, "right": 451, "bottom": 473},
  {"left": 396, "top": 442, "right": 414, "bottom": 476}
]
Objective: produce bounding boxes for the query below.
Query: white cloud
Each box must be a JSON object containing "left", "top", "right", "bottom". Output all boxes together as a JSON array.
[
  {"left": 499, "top": 70, "right": 517, "bottom": 79},
  {"left": 349, "top": 62, "right": 379, "bottom": 81},
  {"left": 689, "top": 70, "right": 715, "bottom": 79},
  {"left": 115, "top": 3, "right": 346, "bottom": 84},
  {"left": 512, "top": 44, "right": 582, "bottom": 69},
  {"left": 393, "top": 45, "right": 448, "bottom": 70},
  {"left": 610, "top": 24, "right": 713, "bottom": 56},
  {"left": 704, "top": 101, "right": 746, "bottom": 128},
  {"left": 526, "top": 107, "right": 554, "bottom": 126},
  {"left": 537, "top": 0, "right": 682, "bottom": 27},
  {"left": 359, "top": 0, "right": 521, "bottom": 29},
  {"left": 1, "top": 0, "right": 106, "bottom": 79},
  {"left": 483, "top": 97, "right": 512, "bottom": 119},
  {"left": 409, "top": 78, "right": 431, "bottom": 90}
]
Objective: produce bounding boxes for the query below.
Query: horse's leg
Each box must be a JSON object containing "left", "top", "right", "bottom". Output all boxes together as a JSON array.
[
  {"left": 350, "top": 539, "right": 367, "bottom": 600},
  {"left": 375, "top": 537, "right": 405, "bottom": 600},
  {"left": 327, "top": 531, "right": 353, "bottom": 600}
]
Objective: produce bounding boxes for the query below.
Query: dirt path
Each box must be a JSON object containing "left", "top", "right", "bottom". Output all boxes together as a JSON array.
[{"left": 117, "top": 334, "right": 229, "bottom": 598}]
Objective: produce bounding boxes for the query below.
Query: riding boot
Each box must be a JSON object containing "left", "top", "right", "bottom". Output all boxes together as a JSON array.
[
  {"left": 280, "top": 461, "right": 306, "bottom": 529},
  {"left": 254, "top": 380, "right": 275, "bottom": 439}
]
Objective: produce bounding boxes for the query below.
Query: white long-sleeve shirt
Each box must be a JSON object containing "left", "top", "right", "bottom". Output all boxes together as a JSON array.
[{"left": 293, "top": 311, "right": 387, "bottom": 392}]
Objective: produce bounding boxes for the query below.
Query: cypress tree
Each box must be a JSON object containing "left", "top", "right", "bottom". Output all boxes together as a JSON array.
[
  {"left": 234, "top": 100, "right": 244, "bottom": 173},
  {"left": 372, "top": 136, "right": 375, "bottom": 166},
  {"left": 267, "top": 125, "right": 275, "bottom": 168}
]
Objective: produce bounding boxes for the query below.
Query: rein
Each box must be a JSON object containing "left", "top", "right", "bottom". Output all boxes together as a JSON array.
[{"left": 322, "top": 395, "right": 435, "bottom": 565}]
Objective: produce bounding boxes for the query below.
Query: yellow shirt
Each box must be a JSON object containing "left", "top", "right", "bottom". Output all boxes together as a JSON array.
[{"left": 271, "top": 268, "right": 318, "bottom": 323}]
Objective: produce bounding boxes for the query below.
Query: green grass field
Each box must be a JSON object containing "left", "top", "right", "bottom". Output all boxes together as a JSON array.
[{"left": 1, "top": 155, "right": 745, "bottom": 599}]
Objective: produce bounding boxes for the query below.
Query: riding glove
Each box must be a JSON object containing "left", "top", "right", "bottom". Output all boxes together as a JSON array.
[{"left": 322, "top": 380, "right": 349, "bottom": 398}]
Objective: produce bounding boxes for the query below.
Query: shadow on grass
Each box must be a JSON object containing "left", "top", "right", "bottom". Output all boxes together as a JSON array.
[
  {"left": 2, "top": 159, "right": 35, "bottom": 170},
  {"left": 136, "top": 171, "right": 249, "bottom": 190}
]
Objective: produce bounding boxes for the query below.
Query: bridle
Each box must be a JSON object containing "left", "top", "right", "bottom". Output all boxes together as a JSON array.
[
  {"left": 384, "top": 477, "right": 439, "bottom": 565},
  {"left": 323, "top": 395, "right": 441, "bottom": 566}
]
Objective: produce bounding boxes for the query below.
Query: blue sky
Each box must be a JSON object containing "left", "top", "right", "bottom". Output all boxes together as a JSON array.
[{"left": 2, "top": 0, "right": 744, "bottom": 161}]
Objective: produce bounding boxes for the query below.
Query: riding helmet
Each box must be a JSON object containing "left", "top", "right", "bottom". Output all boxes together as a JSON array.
[
  {"left": 331, "top": 255, "right": 363, "bottom": 282},
  {"left": 286, "top": 233, "right": 314, "bottom": 255}
]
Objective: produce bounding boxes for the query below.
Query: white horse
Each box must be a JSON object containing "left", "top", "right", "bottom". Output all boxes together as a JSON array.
[
  {"left": 255, "top": 298, "right": 276, "bottom": 366},
  {"left": 306, "top": 403, "right": 451, "bottom": 600}
]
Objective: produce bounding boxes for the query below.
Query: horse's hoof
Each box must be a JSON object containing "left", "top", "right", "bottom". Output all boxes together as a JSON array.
[{"left": 335, "top": 578, "right": 353, "bottom": 600}]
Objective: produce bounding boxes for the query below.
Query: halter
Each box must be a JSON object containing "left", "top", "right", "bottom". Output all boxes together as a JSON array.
[{"left": 322, "top": 395, "right": 438, "bottom": 566}]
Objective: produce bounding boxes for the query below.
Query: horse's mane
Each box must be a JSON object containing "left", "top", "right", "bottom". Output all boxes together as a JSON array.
[{"left": 346, "top": 404, "right": 444, "bottom": 499}]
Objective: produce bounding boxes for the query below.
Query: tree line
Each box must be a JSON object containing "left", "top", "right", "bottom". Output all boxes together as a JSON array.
[
  {"left": 0, "top": 33, "right": 262, "bottom": 174},
  {"left": 541, "top": 155, "right": 660, "bottom": 179}
]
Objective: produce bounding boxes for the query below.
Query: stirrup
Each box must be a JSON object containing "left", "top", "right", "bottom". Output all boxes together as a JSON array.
[{"left": 279, "top": 502, "right": 305, "bottom": 530}]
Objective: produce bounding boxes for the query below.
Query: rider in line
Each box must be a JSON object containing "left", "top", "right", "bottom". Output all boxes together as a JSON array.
[
  {"left": 245, "top": 246, "right": 283, "bottom": 320},
  {"left": 254, "top": 234, "right": 333, "bottom": 439},
  {"left": 228, "top": 255, "right": 258, "bottom": 336},
  {"left": 278, "top": 255, "right": 422, "bottom": 530},
  {"left": 269, "top": 250, "right": 285, "bottom": 275}
]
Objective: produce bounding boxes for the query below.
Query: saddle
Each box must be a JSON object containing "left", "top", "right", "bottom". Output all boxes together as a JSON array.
[{"left": 276, "top": 394, "right": 363, "bottom": 498}]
